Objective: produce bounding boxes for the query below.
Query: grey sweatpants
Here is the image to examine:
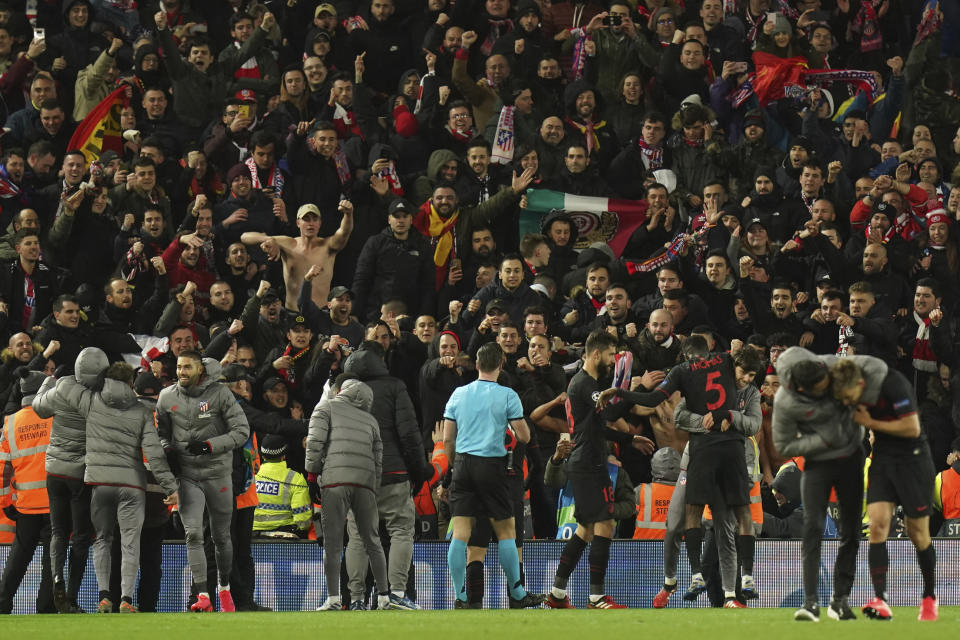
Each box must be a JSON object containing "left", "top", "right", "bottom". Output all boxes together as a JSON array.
[
  {"left": 90, "top": 485, "right": 145, "bottom": 599},
  {"left": 663, "top": 469, "right": 738, "bottom": 593},
  {"left": 179, "top": 476, "right": 234, "bottom": 592},
  {"left": 321, "top": 485, "right": 388, "bottom": 599},
  {"left": 346, "top": 481, "right": 415, "bottom": 597}
]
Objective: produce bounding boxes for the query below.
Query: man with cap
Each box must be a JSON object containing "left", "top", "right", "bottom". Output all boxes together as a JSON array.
[
  {"left": 252, "top": 433, "right": 310, "bottom": 537},
  {"left": 741, "top": 167, "right": 807, "bottom": 244},
  {"left": 216, "top": 162, "right": 290, "bottom": 265},
  {"left": 241, "top": 200, "right": 354, "bottom": 311},
  {"left": 721, "top": 110, "right": 782, "bottom": 199},
  {"left": 256, "top": 313, "right": 324, "bottom": 407},
  {"left": 843, "top": 199, "right": 912, "bottom": 281},
  {"left": 239, "top": 280, "right": 289, "bottom": 367},
  {"left": 352, "top": 198, "right": 436, "bottom": 323},
  {"left": 0, "top": 370, "right": 56, "bottom": 614},
  {"left": 776, "top": 136, "right": 816, "bottom": 197},
  {"left": 297, "top": 265, "right": 363, "bottom": 342}
]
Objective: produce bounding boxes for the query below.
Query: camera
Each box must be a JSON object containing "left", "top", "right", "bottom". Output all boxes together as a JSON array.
[{"left": 602, "top": 15, "right": 622, "bottom": 26}]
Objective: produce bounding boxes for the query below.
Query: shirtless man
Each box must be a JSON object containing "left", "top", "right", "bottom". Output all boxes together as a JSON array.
[{"left": 241, "top": 201, "right": 353, "bottom": 310}]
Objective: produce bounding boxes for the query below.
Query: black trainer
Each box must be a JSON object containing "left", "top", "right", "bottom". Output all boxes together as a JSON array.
[
  {"left": 453, "top": 599, "right": 481, "bottom": 609},
  {"left": 794, "top": 602, "right": 820, "bottom": 622},
  {"left": 828, "top": 597, "right": 856, "bottom": 620},
  {"left": 509, "top": 592, "right": 546, "bottom": 609},
  {"left": 53, "top": 578, "right": 71, "bottom": 614}
]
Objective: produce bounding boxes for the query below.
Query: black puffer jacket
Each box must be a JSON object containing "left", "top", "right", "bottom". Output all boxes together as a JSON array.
[{"left": 343, "top": 347, "right": 426, "bottom": 486}]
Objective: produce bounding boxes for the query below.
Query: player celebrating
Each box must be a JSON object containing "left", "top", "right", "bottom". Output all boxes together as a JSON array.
[
  {"left": 546, "top": 330, "right": 652, "bottom": 610},
  {"left": 830, "top": 358, "right": 938, "bottom": 621},
  {"left": 600, "top": 336, "right": 758, "bottom": 602},
  {"left": 442, "top": 342, "right": 544, "bottom": 609}
]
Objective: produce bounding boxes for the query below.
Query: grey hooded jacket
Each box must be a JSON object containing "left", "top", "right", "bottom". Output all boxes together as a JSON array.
[
  {"left": 79, "top": 379, "right": 178, "bottom": 494},
  {"left": 675, "top": 383, "right": 762, "bottom": 479},
  {"left": 155, "top": 358, "right": 249, "bottom": 482},
  {"left": 305, "top": 379, "right": 383, "bottom": 492},
  {"left": 772, "top": 347, "right": 886, "bottom": 461},
  {"left": 33, "top": 347, "right": 109, "bottom": 479}
]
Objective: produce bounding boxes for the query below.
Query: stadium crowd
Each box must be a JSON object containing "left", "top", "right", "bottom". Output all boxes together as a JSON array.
[{"left": 0, "top": 0, "right": 959, "bottom": 617}]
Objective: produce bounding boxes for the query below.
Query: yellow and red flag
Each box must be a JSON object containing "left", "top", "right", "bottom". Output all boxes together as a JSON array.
[{"left": 67, "top": 87, "right": 127, "bottom": 167}]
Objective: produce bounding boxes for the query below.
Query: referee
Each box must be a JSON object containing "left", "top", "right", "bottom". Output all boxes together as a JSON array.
[{"left": 442, "top": 342, "right": 544, "bottom": 609}]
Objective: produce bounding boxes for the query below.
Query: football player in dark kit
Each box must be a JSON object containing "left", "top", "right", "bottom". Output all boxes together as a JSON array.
[
  {"left": 546, "top": 330, "right": 653, "bottom": 610},
  {"left": 829, "top": 358, "right": 938, "bottom": 622},
  {"left": 598, "top": 336, "right": 758, "bottom": 601}
]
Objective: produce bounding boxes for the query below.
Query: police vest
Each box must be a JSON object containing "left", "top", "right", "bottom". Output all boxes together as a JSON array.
[
  {"left": 0, "top": 407, "right": 52, "bottom": 515},
  {"left": 633, "top": 482, "right": 674, "bottom": 539},
  {"left": 556, "top": 462, "right": 619, "bottom": 540},
  {"left": 937, "top": 467, "right": 960, "bottom": 537},
  {"left": 252, "top": 461, "right": 311, "bottom": 532}
]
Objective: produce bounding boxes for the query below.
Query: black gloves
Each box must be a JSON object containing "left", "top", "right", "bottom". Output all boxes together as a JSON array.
[{"left": 186, "top": 440, "right": 212, "bottom": 455}]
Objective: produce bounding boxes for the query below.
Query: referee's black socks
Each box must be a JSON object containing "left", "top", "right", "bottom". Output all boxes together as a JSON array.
[
  {"left": 554, "top": 534, "right": 588, "bottom": 589},
  {"left": 466, "top": 561, "right": 484, "bottom": 605},
  {"left": 737, "top": 534, "right": 755, "bottom": 575},
  {"left": 916, "top": 544, "right": 936, "bottom": 599},
  {"left": 589, "top": 536, "right": 612, "bottom": 596}
]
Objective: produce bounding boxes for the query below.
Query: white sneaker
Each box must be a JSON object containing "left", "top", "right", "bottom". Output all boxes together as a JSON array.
[{"left": 317, "top": 596, "right": 342, "bottom": 611}]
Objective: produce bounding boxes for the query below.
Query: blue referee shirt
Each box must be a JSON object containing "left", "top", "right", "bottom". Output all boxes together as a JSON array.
[{"left": 444, "top": 380, "right": 523, "bottom": 457}]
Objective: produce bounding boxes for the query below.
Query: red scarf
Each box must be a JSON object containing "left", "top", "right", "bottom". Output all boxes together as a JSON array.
[{"left": 445, "top": 124, "right": 476, "bottom": 143}]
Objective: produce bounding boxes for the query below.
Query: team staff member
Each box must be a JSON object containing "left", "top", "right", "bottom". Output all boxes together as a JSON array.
[
  {"left": 0, "top": 371, "right": 55, "bottom": 615},
  {"left": 62, "top": 362, "right": 179, "bottom": 613},
  {"left": 830, "top": 358, "right": 938, "bottom": 622},
  {"left": 601, "top": 336, "right": 757, "bottom": 603},
  {"left": 546, "top": 330, "right": 650, "bottom": 610},
  {"left": 156, "top": 353, "right": 250, "bottom": 613},
  {"left": 442, "top": 342, "right": 544, "bottom": 609},
  {"left": 772, "top": 347, "right": 874, "bottom": 622},
  {"left": 32, "top": 346, "right": 109, "bottom": 614}
]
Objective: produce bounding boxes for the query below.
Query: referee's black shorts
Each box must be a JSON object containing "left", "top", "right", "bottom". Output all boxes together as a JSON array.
[
  {"left": 468, "top": 475, "right": 525, "bottom": 547},
  {"left": 450, "top": 454, "right": 513, "bottom": 522},
  {"left": 867, "top": 452, "right": 935, "bottom": 518},
  {"left": 685, "top": 439, "right": 750, "bottom": 508}
]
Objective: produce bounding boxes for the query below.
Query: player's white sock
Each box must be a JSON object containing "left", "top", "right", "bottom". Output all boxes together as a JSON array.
[
  {"left": 551, "top": 587, "right": 566, "bottom": 599},
  {"left": 588, "top": 594, "right": 604, "bottom": 603},
  {"left": 724, "top": 590, "right": 735, "bottom": 599},
  {"left": 664, "top": 577, "right": 677, "bottom": 587},
  {"left": 392, "top": 590, "right": 405, "bottom": 599},
  {"left": 378, "top": 594, "right": 390, "bottom": 609},
  {"left": 198, "top": 592, "right": 209, "bottom": 598},
  {"left": 218, "top": 584, "right": 230, "bottom": 591}
]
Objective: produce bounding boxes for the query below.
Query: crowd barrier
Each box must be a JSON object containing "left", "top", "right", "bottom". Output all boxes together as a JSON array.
[{"left": 2, "top": 539, "right": 958, "bottom": 613}]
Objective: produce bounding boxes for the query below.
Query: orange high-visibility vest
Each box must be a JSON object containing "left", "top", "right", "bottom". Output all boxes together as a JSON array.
[
  {"left": 633, "top": 482, "right": 674, "bottom": 539},
  {"left": 941, "top": 468, "right": 960, "bottom": 519},
  {"left": 0, "top": 407, "right": 52, "bottom": 515},
  {"left": 0, "top": 508, "right": 14, "bottom": 543},
  {"left": 236, "top": 434, "right": 260, "bottom": 510},
  {"left": 938, "top": 467, "right": 960, "bottom": 537}
]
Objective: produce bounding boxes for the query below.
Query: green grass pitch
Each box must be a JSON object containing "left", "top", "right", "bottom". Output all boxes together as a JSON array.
[{"left": 1, "top": 608, "right": 956, "bottom": 640}]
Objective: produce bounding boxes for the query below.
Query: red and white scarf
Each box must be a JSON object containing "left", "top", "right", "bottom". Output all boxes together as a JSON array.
[
  {"left": 245, "top": 156, "right": 284, "bottom": 198},
  {"left": 911, "top": 311, "right": 938, "bottom": 373},
  {"left": 636, "top": 138, "right": 664, "bottom": 170},
  {"left": 333, "top": 103, "right": 364, "bottom": 140},
  {"left": 233, "top": 42, "right": 262, "bottom": 80}
]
